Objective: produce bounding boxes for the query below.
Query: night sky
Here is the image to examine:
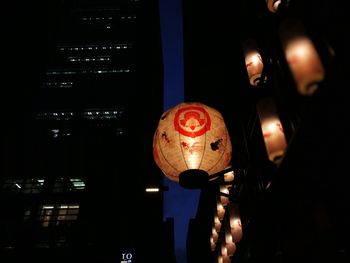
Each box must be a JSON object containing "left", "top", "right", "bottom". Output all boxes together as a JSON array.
[{"left": 158, "top": 0, "right": 200, "bottom": 262}]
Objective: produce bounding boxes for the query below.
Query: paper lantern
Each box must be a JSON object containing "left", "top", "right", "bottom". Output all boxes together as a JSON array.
[
  {"left": 223, "top": 170, "right": 234, "bottom": 182},
  {"left": 218, "top": 255, "right": 231, "bottom": 263},
  {"left": 219, "top": 243, "right": 232, "bottom": 263},
  {"left": 217, "top": 198, "right": 226, "bottom": 221},
  {"left": 242, "top": 38, "right": 266, "bottom": 87},
  {"left": 211, "top": 226, "right": 219, "bottom": 243},
  {"left": 210, "top": 235, "right": 217, "bottom": 251},
  {"left": 219, "top": 185, "right": 230, "bottom": 207},
  {"left": 229, "top": 203, "right": 243, "bottom": 243},
  {"left": 265, "top": 0, "right": 282, "bottom": 13},
  {"left": 214, "top": 214, "right": 222, "bottom": 232},
  {"left": 225, "top": 222, "right": 237, "bottom": 256},
  {"left": 279, "top": 18, "right": 325, "bottom": 95},
  {"left": 153, "top": 102, "right": 232, "bottom": 188},
  {"left": 257, "top": 98, "right": 287, "bottom": 163}
]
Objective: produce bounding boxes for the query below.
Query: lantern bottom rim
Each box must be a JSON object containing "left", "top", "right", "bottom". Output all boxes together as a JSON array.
[{"left": 179, "top": 169, "right": 209, "bottom": 189}]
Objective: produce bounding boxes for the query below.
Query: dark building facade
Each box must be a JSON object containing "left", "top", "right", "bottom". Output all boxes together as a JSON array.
[
  {"left": 1, "top": 0, "right": 167, "bottom": 262},
  {"left": 184, "top": 0, "right": 348, "bottom": 262}
]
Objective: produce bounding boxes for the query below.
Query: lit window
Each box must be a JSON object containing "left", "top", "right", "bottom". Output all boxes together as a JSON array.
[
  {"left": 36, "top": 111, "right": 74, "bottom": 121},
  {"left": 46, "top": 68, "right": 130, "bottom": 75},
  {"left": 57, "top": 43, "right": 132, "bottom": 52},
  {"left": 69, "top": 179, "right": 85, "bottom": 189},
  {"left": 38, "top": 204, "right": 80, "bottom": 227},
  {"left": 23, "top": 209, "right": 31, "bottom": 221},
  {"left": 49, "top": 129, "right": 71, "bottom": 138},
  {"left": 41, "top": 81, "right": 73, "bottom": 89},
  {"left": 67, "top": 55, "right": 110, "bottom": 63},
  {"left": 53, "top": 178, "right": 86, "bottom": 192},
  {"left": 116, "top": 128, "right": 123, "bottom": 136},
  {"left": 82, "top": 108, "right": 124, "bottom": 120},
  {"left": 119, "top": 14, "right": 136, "bottom": 20},
  {"left": 2, "top": 179, "right": 45, "bottom": 194}
]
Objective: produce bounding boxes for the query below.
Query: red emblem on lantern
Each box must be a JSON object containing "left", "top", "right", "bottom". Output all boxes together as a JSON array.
[{"left": 174, "top": 106, "right": 211, "bottom": 138}]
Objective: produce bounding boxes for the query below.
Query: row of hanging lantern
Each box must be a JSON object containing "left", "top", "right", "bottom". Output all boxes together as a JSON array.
[
  {"left": 244, "top": 2, "right": 326, "bottom": 96},
  {"left": 242, "top": 37, "right": 288, "bottom": 163},
  {"left": 209, "top": 170, "right": 243, "bottom": 262},
  {"left": 241, "top": 0, "right": 328, "bottom": 164}
]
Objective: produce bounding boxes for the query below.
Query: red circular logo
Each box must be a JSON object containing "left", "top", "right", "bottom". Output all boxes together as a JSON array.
[{"left": 174, "top": 106, "right": 211, "bottom": 138}]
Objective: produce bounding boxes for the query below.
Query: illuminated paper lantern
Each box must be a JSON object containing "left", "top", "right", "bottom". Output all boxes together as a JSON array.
[
  {"left": 214, "top": 213, "right": 222, "bottom": 232},
  {"left": 218, "top": 254, "right": 231, "bottom": 263},
  {"left": 279, "top": 18, "right": 325, "bottom": 95},
  {"left": 265, "top": 0, "right": 282, "bottom": 13},
  {"left": 211, "top": 226, "right": 219, "bottom": 243},
  {"left": 210, "top": 219, "right": 219, "bottom": 251},
  {"left": 219, "top": 170, "right": 234, "bottom": 206},
  {"left": 257, "top": 98, "right": 287, "bottom": 163},
  {"left": 153, "top": 102, "right": 232, "bottom": 188},
  {"left": 217, "top": 198, "right": 226, "bottom": 220},
  {"left": 242, "top": 38, "right": 266, "bottom": 87},
  {"left": 220, "top": 243, "right": 232, "bottom": 263},
  {"left": 223, "top": 170, "right": 234, "bottom": 182},
  {"left": 229, "top": 203, "right": 243, "bottom": 243},
  {"left": 225, "top": 223, "right": 237, "bottom": 256},
  {"left": 210, "top": 236, "right": 217, "bottom": 251},
  {"left": 219, "top": 185, "right": 230, "bottom": 207}
]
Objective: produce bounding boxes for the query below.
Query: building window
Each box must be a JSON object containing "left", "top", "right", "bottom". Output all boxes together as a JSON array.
[
  {"left": 38, "top": 204, "right": 80, "bottom": 227},
  {"left": 53, "top": 178, "right": 86, "bottom": 193},
  {"left": 120, "top": 14, "right": 137, "bottom": 20},
  {"left": 50, "top": 129, "right": 72, "bottom": 139},
  {"left": 36, "top": 111, "right": 74, "bottom": 121},
  {"left": 57, "top": 43, "right": 132, "bottom": 51},
  {"left": 82, "top": 108, "right": 124, "bottom": 120},
  {"left": 2, "top": 179, "right": 44, "bottom": 194},
  {"left": 46, "top": 68, "right": 131, "bottom": 75},
  {"left": 116, "top": 127, "right": 123, "bottom": 136},
  {"left": 80, "top": 16, "right": 114, "bottom": 22},
  {"left": 67, "top": 55, "right": 110, "bottom": 62},
  {"left": 41, "top": 81, "right": 73, "bottom": 89},
  {"left": 23, "top": 209, "right": 31, "bottom": 221}
]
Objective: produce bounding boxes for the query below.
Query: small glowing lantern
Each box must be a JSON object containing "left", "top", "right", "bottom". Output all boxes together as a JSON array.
[
  {"left": 219, "top": 185, "right": 230, "bottom": 207},
  {"left": 214, "top": 214, "right": 222, "bottom": 232},
  {"left": 210, "top": 235, "right": 217, "bottom": 251},
  {"left": 257, "top": 98, "right": 287, "bottom": 163},
  {"left": 211, "top": 225, "right": 219, "bottom": 243},
  {"left": 216, "top": 198, "right": 226, "bottom": 220},
  {"left": 279, "top": 18, "right": 325, "bottom": 95},
  {"left": 225, "top": 222, "right": 237, "bottom": 256},
  {"left": 265, "top": 0, "right": 282, "bottom": 13},
  {"left": 218, "top": 169, "right": 234, "bottom": 206},
  {"left": 229, "top": 203, "right": 243, "bottom": 243},
  {"left": 218, "top": 254, "right": 231, "bottom": 263},
  {"left": 153, "top": 102, "right": 232, "bottom": 188},
  {"left": 219, "top": 243, "right": 232, "bottom": 263},
  {"left": 223, "top": 170, "right": 234, "bottom": 182},
  {"left": 242, "top": 38, "right": 265, "bottom": 87}
]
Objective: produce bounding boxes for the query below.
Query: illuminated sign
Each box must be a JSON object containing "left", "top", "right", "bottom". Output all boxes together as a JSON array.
[{"left": 120, "top": 252, "right": 133, "bottom": 263}]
